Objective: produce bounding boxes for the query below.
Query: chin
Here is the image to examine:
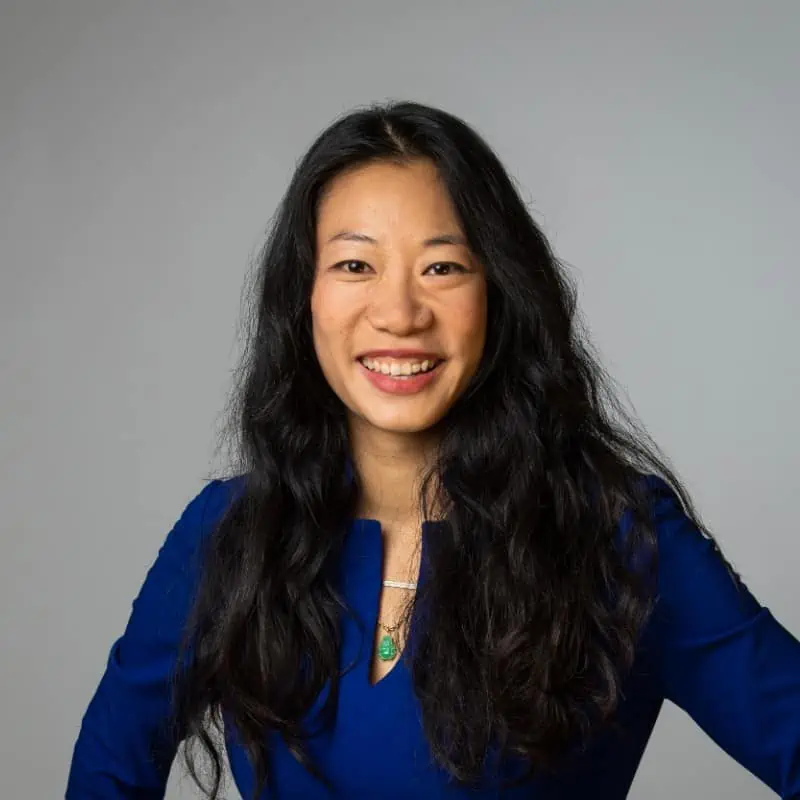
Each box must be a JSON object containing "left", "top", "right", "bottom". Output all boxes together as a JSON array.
[{"left": 359, "top": 409, "right": 445, "bottom": 436}]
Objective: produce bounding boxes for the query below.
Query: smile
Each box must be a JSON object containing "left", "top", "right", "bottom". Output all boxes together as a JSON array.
[
  {"left": 356, "top": 357, "right": 445, "bottom": 395},
  {"left": 358, "top": 357, "right": 442, "bottom": 377}
]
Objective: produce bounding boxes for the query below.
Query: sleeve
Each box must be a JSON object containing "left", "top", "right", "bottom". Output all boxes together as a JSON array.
[
  {"left": 65, "top": 478, "right": 234, "bottom": 799},
  {"left": 644, "top": 476, "right": 800, "bottom": 798}
]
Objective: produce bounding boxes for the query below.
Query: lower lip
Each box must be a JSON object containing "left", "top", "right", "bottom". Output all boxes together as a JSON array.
[{"left": 357, "top": 360, "right": 443, "bottom": 395}]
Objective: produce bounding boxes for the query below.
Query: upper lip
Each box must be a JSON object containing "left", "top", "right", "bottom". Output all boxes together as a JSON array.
[{"left": 357, "top": 349, "right": 443, "bottom": 361}]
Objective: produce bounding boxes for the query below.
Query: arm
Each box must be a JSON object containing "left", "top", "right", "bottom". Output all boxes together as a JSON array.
[
  {"left": 644, "top": 476, "right": 800, "bottom": 798},
  {"left": 65, "top": 478, "right": 234, "bottom": 799}
]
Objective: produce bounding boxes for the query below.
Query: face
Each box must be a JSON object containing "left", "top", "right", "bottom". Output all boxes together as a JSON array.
[{"left": 311, "top": 158, "right": 487, "bottom": 437}]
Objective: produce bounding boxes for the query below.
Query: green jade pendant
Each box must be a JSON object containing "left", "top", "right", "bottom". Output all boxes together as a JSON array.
[{"left": 377, "top": 634, "right": 398, "bottom": 661}]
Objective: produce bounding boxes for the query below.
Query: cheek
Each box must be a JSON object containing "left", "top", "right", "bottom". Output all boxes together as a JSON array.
[
  {"left": 310, "top": 286, "right": 353, "bottom": 364},
  {"left": 310, "top": 316, "right": 334, "bottom": 376},
  {"left": 310, "top": 285, "right": 335, "bottom": 344},
  {"left": 453, "top": 290, "right": 488, "bottom": 362}
]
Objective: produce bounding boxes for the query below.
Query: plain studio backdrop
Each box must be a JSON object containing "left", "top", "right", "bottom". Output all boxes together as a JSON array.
[{"left": 1, "top": 1, "right": 798, "bottom": 798}]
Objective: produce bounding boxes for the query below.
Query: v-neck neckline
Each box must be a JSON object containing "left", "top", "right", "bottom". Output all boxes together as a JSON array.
[{"left": 349, "top": 518, "right": 435, "bottom": 690}]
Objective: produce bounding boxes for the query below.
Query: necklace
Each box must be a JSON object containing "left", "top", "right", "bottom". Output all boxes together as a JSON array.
[
  {"left": 382, "top": 579, "right": 417, "bottom": 589},
  {"left": 376, "top": 618, "right": 403, "bottom": 661},
  {"left": 377, "top": 579, "right": 417, "bottom": 661}
]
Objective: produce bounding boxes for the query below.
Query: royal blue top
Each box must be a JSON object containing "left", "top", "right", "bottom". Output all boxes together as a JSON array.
[{"left": 67, "top": 475, "right": 800, "bottom": 798}]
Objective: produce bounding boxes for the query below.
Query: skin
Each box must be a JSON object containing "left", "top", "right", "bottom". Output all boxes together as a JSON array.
[
  {"left": 310, "top": 157, "right": 487, "bottom": 682},
  {"left": 311, "top": 157, "right": 486, "bottom": 445}
]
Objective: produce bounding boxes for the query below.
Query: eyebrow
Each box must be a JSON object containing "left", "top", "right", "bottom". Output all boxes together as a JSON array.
[{"left": 326, "top": 230, "right": 468, "bottom": 247}]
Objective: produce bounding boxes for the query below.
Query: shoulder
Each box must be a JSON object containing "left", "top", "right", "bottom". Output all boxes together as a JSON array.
[
  {"left": 124, "top": 474, "right": 249, "bottom": 628},
  {"left": 184, "top": 474, "right": 248, "bottom": 531},
  {"left": 630, "top": 473, "right": 762, "bottom": 642},
  {"left": 617, "top": 472, "right": 712, "bottom": 554},
  {"left": 149, "top": 474, "right": 248, "bottom": 574}
]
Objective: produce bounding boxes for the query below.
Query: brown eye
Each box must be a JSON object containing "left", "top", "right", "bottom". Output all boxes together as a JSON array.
[
  {"left": 424, "top": 262, "right": 468, "bottom": 276},
  {"left": 333, "top": 260, "right": 371, "bottom": 274}
]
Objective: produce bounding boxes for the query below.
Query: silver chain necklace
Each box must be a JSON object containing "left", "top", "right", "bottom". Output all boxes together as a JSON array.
[{"left": 382, "top": 579, "right": 417, "bottom": 589}]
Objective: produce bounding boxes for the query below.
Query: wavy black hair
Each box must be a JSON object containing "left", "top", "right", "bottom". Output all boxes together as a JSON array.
[{"left": 173, "top": 101, "right": 730, "bottom": 798}]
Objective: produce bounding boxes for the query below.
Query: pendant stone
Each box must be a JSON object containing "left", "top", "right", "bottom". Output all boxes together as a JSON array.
[{"left": 378, "top": 634, "right": 397, "bottom": 661}]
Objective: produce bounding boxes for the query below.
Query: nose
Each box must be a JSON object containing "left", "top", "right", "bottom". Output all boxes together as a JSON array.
[{"left": 366, "top": 269, "right": 432, "bottom": 335}]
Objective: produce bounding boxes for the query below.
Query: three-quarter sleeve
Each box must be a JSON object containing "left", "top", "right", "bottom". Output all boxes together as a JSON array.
[
  {"left": 644, "top": 476, "right": 800, "bottom": 797},
  {"left": 66, "top": 478, "right": 233, "bottom": 799}
]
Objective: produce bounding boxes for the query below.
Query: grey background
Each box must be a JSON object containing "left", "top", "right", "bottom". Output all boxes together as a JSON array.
[{"left": 1, "top": 1, "right": 798, "bottom": 798}]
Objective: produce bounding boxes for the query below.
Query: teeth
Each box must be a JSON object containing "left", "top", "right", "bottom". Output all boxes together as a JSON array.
[{"left": 361, "top": 357, "right": 438, "bottom": 376}]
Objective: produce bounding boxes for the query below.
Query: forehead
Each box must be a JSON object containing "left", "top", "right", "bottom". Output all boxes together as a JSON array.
[{"left": 316, "top": 159, "right": 463, "bottom": 239}]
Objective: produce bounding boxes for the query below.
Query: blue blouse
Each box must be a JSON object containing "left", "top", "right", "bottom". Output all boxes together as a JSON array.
[{"left": 66, "top": 475, "right": 800, "bottom": 798}]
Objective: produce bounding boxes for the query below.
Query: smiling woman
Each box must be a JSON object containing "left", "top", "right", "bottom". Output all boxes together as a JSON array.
[
  {"left": 66, "top": 101, "right": 800, "bottom": 799},
  {"left": 311, "top": 159, "right": 486, "bottom": 435}
]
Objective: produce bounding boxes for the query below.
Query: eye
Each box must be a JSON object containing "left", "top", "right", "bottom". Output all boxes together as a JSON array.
[
  {"left": 332, "top": 260, "right": 371, "bottom": 274},
  {"left": 424, "top": 262, "right": 468, "bottom": 276}
]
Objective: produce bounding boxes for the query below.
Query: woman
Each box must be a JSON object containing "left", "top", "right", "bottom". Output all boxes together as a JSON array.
[{"left": 67, "top": 101, "right": 800, "bottom": 799}]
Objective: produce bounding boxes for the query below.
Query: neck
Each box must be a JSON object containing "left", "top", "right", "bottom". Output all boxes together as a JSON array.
[{"left": 348, "top": 418, "right": 441, "bottom": 532}]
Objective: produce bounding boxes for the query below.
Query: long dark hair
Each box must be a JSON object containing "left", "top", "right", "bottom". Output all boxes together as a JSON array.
[{"left": 173, "top": 101, "right": 730, "bottom": 797}]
